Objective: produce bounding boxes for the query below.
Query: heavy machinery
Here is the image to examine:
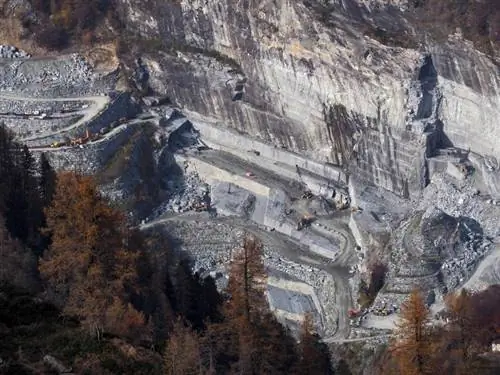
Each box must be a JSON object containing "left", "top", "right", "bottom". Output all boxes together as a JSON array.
[
  {"left": 192, "top": 201, "right": 208, "bottom": 212},
  {"left": 50, "top": 141, "right": 65, "bottom": 148},
  {"left": 348, "top": 308, "right": 361, "bottom": 318},
  {"left": 301, "top": 190, "right": 314, "bottom": 199},
  {"left": 70, "top": 129, "right": 91, "bottom": 146},
  {"left": 296, "top": 213, "right": 315, "bottom": 231}
]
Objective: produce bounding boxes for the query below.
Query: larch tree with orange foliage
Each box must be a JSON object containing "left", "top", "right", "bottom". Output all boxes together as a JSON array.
[
  {"left": 226, "top": 235, "right": 267, "bottom": 324},
  {"left": 164, "top": 318, "right": 204, "bottom": 375},
  {"left": 293, "top": 313, "right": 332, "bottom": 375},
  {"left": 221, "top": 236, "right": 298, "bottom": 374},
  {"left": 39, "top": 172, "right": 144, "bottom": 339},
  {"left": 445, "top": 289, "right": 475, "bottom": 367},
  {"left": 223, "top": 236, "right": 268, "bottom": 374},
  {"left": 220, "top": 235, "right": 267, "bottom": 374},
  {"left": 391, "top": 289, "right": 433, "bottom": 375}
]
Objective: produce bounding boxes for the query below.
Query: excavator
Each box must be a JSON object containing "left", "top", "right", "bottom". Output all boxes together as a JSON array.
[
  {"left": 50, "top": 141, "right": 65, "bottom": 148},
  {"left": 70, "top": 129, "right": 91, "bottom": 146},
  {"left": 296, "top": 213, "right": 315, "bottom": 231},
  {"left": 301, "top": 190, "right": 314, "bottom": 200}
]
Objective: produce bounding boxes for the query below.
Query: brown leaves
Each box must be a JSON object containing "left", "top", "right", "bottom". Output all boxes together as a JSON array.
[
  {"left": 164, "top": 319, "right": 203, "bottom": 375},
  {"left": 39, "top": 172, "right": 145, "bottom": 338},
  {"left": 226, "top": 235, "right": 267, "bottom": 323},
  {"left": 391, "top": 289, "right": 433, "bottom": 375}
]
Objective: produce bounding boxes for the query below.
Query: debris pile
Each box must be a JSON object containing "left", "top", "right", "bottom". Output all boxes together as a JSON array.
[
  {"left": 0, "top": 45, "right": 30, "bottom": 59},
  {"left": 156, "top": 172, "right": 211, "bottom": 215}
]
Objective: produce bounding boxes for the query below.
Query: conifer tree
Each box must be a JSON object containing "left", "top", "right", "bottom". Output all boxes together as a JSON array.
[
  {"left": 391, "top": 289, "right": 432, "bottom": 375},
  {"left": 226, "top": 235, "right": 267, "bottom": 324},
  {"left": 0, "top": 215, "right": 38, "bottom": 291},
  {"left": 0, "top": 126, "right": 43, "bottom": 249},
  {"left": 445, "top": 289, "right": 475, "bottom": 366},
  {"left": 0, "top": 124, "right": 15, "bottom": 214},
  {"left": 39, "top": 152, "right": 56, "bottom": 207},
  {"left": 164, "top": 319, "right": 203, "bottom": 375},
  {"left": 39, "top": 172, "right": 144, "bottom": 338},
  {"left": 293, "top": 313, "right": 332, "bottom": 374}
]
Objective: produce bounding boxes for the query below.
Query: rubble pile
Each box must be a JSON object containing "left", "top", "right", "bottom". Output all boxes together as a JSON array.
[
  {"left": 440, "top": 226, "right": 490, "bottom": 290},
  {"left": 158, "top": 219, "right": 243, "bottom": 272},
  {"left": 0, "top": 45, "right": 30, "bottom": 59},
  {"left": 387, "top": 206, "right": 491, "bottom": 296},
  {"left": 211, "top": 182, "right": 256, "bottom": 218},
  {"left": 0, "top": 53, "right": 96, "bottom": 93},
  {"left": 155, "top": 172, "right": 211, "bottom": 215}
]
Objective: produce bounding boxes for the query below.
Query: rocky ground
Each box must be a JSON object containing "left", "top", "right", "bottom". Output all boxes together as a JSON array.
[
  {"left": 0, "top": 43, "right": 498, "bottom": 345},
  {"left": 0, "top": 45, "right": 29, "bottom": 59}
]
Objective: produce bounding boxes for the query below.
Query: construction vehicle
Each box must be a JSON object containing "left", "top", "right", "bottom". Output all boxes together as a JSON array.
[
  {"left": 192, "top": 201, "right": 208, "bottom": 212},
  {"left": 297, "top": 213, "right": 315, "bottom": 231},
  {"left": 70, "top": 129, "right": 91, "bottom": 146},
  {"left": 301, "top": 190, "right": 314, "bottom": 199},
  {"left": 348, "top": 308, "right": 361, "bottom": 318},
  {"left": 50, "top": 141, "right": 65, "bottom": 148}
]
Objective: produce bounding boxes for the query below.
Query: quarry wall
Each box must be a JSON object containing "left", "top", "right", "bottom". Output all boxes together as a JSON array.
[{"left": 119, "top": 0, "right": 499, "bottom": 198}]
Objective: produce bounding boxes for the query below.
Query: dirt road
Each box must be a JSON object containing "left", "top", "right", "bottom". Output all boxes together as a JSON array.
[
  {"left": 0, "top": 93, "right": 110, "bottom": 142},
  {"left": 142, "top": 212, "right": 354, "bottom": 340}
]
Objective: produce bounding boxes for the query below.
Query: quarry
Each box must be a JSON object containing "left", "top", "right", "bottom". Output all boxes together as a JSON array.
[{"left": 0, "top": 0, "right": 499, "bottom": 349}]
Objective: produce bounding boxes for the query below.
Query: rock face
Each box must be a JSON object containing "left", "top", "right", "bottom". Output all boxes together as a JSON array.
[{"left": 116, "top": 0, "right": 499, "bottom": 199}]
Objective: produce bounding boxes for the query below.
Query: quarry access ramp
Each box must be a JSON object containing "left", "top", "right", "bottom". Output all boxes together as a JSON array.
[
  {"left": 142, "top": 212, "right": 354, "bottom": 340},
  {"left": 0, "top": 93, "right": 110, "bottom": 142}
]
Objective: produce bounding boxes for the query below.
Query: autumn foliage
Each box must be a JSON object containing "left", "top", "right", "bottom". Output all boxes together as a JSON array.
[
  {"left": 162, "top": 236, "right": 332, "bottom": 374},
  {"left": 39, "top": 172, "right": 145, "bottom": 338},
  {"left": 390, "top": 289, "right": 433, "bottom": 375},
  {"left": 225, "top": 236, "right": 267, "bottom": 323},
  {"left": 383, "top": 286, "right": 500, "bottom": 375}
]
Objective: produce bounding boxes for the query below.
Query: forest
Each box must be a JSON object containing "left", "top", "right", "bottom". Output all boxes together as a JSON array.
[
  {"left": 0, "top": 124, "right": 332, "bottom": 374},
  {"left": 1, "top": 122, "right": 500, "bottom": 374}
]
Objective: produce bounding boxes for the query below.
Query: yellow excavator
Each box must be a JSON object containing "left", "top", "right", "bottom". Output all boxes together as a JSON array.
[{"left": 50, "top": 141, "right": 65, "bottom": 148}]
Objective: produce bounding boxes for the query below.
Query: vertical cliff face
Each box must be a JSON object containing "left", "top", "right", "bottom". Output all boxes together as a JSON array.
[{"left": 116, "top": 0, "right": 499, "bottom": 197}]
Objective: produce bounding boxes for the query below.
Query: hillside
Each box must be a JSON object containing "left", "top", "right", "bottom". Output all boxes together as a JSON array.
[{"left": 0, "top": 0, "right": 499, "bottom": 373}]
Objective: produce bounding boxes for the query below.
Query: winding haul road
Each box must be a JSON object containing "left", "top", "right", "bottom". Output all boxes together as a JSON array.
[
  {"left": 0, "top": 90, "right": 361, "bottom": 342},
  {"left": 0, "top": 93, "right": 110, "bottom": 142},
  {"left": 142, "top": 209, "right": 355, "bottom": 341}
]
